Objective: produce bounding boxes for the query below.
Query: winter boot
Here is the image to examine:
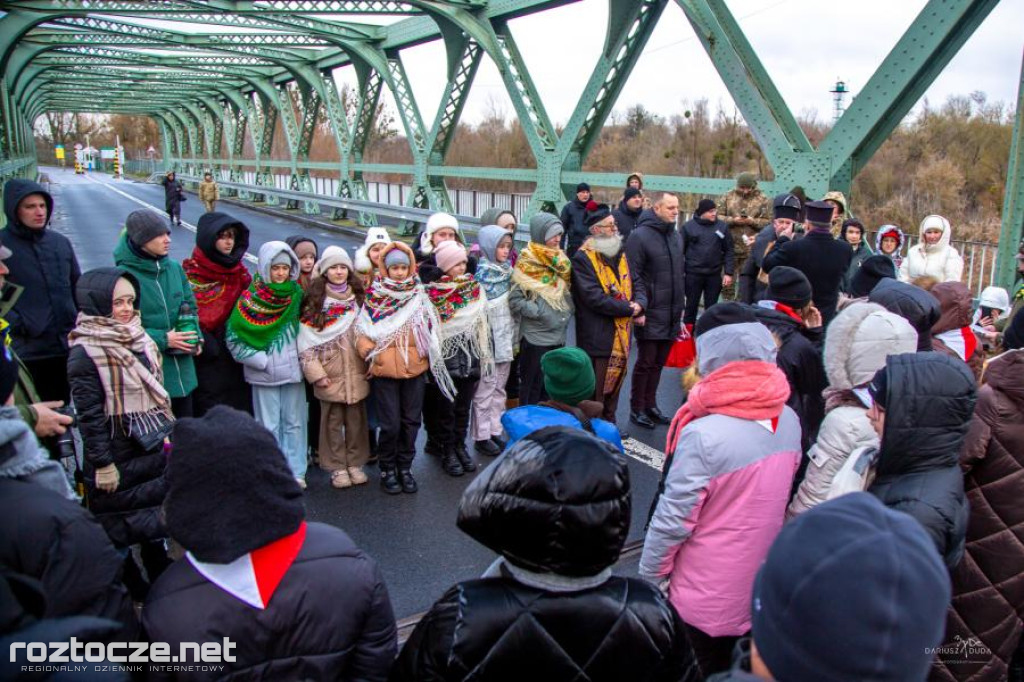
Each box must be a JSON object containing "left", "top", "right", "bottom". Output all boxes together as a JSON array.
[
  {"left": 398, "top": 469, "right": 418, "bottom": 494},
  {"left": 424, "top": 438, "right": 443, "bottom": 458},
  {"left": 455, "top": 442, "right": 477, "bottom": 472},
  {"left": 380, "top": 468, "right": 401, "bottom": 495},
  {"left": 475, "top": 438, "right": 501, "bottom": 457},
  {"left": 440, "top": 446, "right": 464, "bottom": 477}
]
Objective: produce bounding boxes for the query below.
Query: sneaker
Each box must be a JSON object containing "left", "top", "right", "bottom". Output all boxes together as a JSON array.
[
  {"left": 398, "top": 469, "right": 418, "bottom": 494},
  {"left": 475, "top": 439, "right": 501, "bottom": 457},
  {"left": 347, "top": 466, "right": 368, "bottom": 485},
  {"left": 380, "top": 469, "right": 401, "bottom": 495},
  {"left": 440, "top": 447, "right": 464, "bottom": 477},
  {"left": 331, "top": 469, "right": 352, "bottom": 489},
  {"left": 455, "top": 443, "right": 477, "bottom": 472},
  {"left": 295, "top": 477, "right": 307, "bottom": 490}
]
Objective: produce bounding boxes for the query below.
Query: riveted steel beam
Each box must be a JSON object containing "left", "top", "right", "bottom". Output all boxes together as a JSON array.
[{"left": 996, "top": 49, "right": 1024, "bottom": 289}]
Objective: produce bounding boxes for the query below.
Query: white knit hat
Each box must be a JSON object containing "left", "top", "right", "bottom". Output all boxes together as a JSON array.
[
  {"left": 314, "top": 245, "right": 353, "bottom": 278},
  {"left": 418, "top": 212, "right": 461, "bottom": 256},
  {"left": 363, "top": 227, "right": 391, "bottom": 249}
]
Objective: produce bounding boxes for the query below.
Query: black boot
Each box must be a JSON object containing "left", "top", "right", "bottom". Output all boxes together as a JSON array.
[
  {"left": 455, "top": 443, "right": 477, "bottom": 472},
  {"left": 440, "top": 446, "right": 464, "bottom": 477},
  {"left": 424, "top": 438, "right": 443, "bottom": 457},
  {"left": 475, "top": 438, "right": 501, "bottom": 457},
  {"left": 380, "top": 468, "right": 401, "bottom": 495},
  {"left": 398, "top": 469, "right": 418, "bottom": 494}
]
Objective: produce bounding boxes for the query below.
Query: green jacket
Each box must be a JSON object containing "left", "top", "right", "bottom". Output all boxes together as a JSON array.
[
  {"left": 1, "top": 281, "right": 42, "bottom": 429},
  {"left": 112, "top": 232, "right": 198, "bottom": 398}
]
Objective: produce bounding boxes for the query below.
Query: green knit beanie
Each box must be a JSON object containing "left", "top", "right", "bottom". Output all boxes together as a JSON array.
[{"left": 541, "top": 347, "right": 596, "bottom": 406}]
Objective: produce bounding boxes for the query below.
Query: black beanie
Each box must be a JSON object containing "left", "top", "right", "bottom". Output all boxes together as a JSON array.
[
  {"left": 868, "top": 365, "right": 889, "bottom": 409},
  {"left": 1003, "top": 310, "right": 1024, "bottom": 351},
  {"left": 583, "top": 201, "right": 612, "bottom": 228},
  {"left": 125, "top": 210, "right": 170, "bottom": 247},
  {"left": 752, "top": 493, "right": 950, "bottom": 682},
  {"left": 164, "top": 405, "right": 305, "bottom": 563},
  {"left": 766, "top": 266, "right": 813, "bottom": 309},
  {"left": 694, "top": 301, "right": 757, "bottom": 338},
  {"left": 576, "top": 182, "right": 591, "bottom": 193},
  {"left": 849, "top": 255, "right": 897, "bottom": 298},
  {"left": 623, "top": 187, "right": 642, "bottom": 201},
  {"left": 694, "top": 199, "right": 716, "bottom": 219}
]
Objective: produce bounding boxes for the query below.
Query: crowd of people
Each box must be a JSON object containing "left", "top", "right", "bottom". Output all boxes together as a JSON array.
[{"left": 1, "top": 170, "right": 1023, "bottom": 681}]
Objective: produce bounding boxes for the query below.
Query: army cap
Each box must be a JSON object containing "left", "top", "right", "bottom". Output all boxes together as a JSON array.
[{"left": 737, "top": 172, "right": 758, "bottom": 189}]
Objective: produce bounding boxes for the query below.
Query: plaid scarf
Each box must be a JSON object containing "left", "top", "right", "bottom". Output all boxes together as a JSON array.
[
  {"left": 68, "top": 313, "right": 173, "bottom": 423},
  {"left": 183, "top": 247, "right": 252, "bottom": 333},
  {"left": 227, "top": 274, "right": 302, "bottom": 358},
  {"left": 580, "top": 240, "right": 633, "bottom": 395},
  {"left": 511, "top": 242, "right": 572, "bottom": 311}
]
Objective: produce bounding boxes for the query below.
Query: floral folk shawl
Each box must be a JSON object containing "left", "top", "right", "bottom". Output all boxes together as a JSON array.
[
  {"left": 511, "top": 242, "right": 572, "bottom": 311},
  {"left": 425, "top": 274, "right": 493, "bottom": 376},
  {"left": 226, "top": 274, "right": 303, "bottom": 358},
  {"left": 476, "top": 257, "right": 513, "bottom": 301},
  {"left": 356, "top": 275, "right": 455, "bottom": 399},
  {"left": 183, "top": 247, "right": 252, "bottom": 333}
]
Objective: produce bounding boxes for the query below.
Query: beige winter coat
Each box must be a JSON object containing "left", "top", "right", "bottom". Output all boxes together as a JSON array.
[
  {"left": 300, "top": 328, "right": 370, "bottom": 405},
  {"left": 198, "top": 180, "right": 219, "bottom": 203},
  {"left": 788, "top": 302, "right": 918, "bottom": 518}
]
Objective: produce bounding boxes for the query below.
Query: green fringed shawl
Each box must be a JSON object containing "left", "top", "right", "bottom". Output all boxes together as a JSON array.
[{"left": 226, "top": 274, "right": 303, "bottom": 357}]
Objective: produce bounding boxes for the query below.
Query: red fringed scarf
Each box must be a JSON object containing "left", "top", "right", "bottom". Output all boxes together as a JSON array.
[{"left": 183, "top": 247, "right": 252, "bottom": 333}]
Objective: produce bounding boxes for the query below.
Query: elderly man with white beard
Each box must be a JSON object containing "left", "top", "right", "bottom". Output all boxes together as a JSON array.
[{"left": 570, "top": 203, "right": 641, "bottom": 438}]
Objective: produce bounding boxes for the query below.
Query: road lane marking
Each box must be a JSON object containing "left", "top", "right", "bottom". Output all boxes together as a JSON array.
[{"left": 83, "top": 174, "right": 257, "bottom": 264}]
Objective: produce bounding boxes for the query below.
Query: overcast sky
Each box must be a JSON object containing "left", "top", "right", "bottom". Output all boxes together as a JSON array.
[{"left": 335, "top": 0, "right": 1024, "bottom": 129}]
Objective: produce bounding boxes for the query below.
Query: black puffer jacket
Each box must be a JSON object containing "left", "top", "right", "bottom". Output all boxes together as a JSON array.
[
  {"left": 393, "top": 426, "right": 696, "bottom": 682},
  {"left": 752, "top": 304, "right": 826, "bottom": 453},
  {"left": 681, "top": 214, "right": 735, "bottom": 275},
  {"left": 868, "top": 278, "right": 940, "bottom": 351},
  {"left": 67, "top": 268, "right": 167, "bottom": 547},
  {"left": 571, "top": 247, "right": 634, "bottom": 358},
  {"left": 762, "top": 229, "right": 852, "bottom": 324},
  {"left": 0, "top": 414, "right": 137, "bottom": 641},
  {"left": 144, "top": 522, "right": 397, "bottom": 682},
  {"left": 867, "top": 353, "right": 976, "bottom": 569},
  {"left": 625, "top": 210, "right": 685, "bottom": 341},
  {"left": 1, "top": 179, "right": 81, "bottom": 361}
]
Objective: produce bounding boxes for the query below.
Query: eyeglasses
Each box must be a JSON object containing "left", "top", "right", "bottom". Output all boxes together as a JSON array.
[{"left": 595, "top": 220, "right": 617, "bottom": 231}]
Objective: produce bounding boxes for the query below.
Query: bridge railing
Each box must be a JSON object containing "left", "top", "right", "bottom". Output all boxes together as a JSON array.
[{"left": 169, "top": 172, "right": 1003, "bottom": 298}]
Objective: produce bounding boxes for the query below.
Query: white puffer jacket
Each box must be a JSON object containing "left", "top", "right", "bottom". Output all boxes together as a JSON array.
[
  {"left": 898, "top": 215, "right": 964, "bottom": 283},
  {"left": 788, "top": 303, "right": 918, "bottom": 518}
]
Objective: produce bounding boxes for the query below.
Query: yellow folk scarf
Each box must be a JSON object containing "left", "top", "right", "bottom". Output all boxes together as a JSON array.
[
  {"left": 581, "top": 241, "right": 633, "bottom": 396},
  {"left": 511, "top": 242, "right": 572, "bottom": 312}
]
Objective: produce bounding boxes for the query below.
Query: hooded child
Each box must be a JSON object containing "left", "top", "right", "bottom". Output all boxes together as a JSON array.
[
  {"left": 298, "top": 246, "right": 371, "bottom": 490},
  {"left": 227, "top": 241, "right": 308, "bottom": 488},
  {"left": 356, "top": 242, "right": 452, "bottom": 495},
  {"left": 183, "top": 212, "right": 253, "bottom": 416}
]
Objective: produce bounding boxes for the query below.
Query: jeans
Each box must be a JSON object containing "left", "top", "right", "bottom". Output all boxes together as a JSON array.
[
  {"left": 252, "top": 383, "right": 308, "bottom": 480},
  {"left": 684, "top": 272, "right": 723, "bottom": 325},
  {"left": 630, "top": 339, "right": 673, "bottom": 412}
]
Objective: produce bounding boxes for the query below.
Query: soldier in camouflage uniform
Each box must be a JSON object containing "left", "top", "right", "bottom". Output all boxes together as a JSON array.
[
  {"left": 822, "top": 190, "right": 848, "bottom": 237},
  {"left": 717, "top": 172, "right": 771, "bottom": 298}
]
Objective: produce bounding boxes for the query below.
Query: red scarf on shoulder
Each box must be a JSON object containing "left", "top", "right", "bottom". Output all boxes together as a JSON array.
[{"left": 183, "top": 247, "right": 252, "bottom": 333}]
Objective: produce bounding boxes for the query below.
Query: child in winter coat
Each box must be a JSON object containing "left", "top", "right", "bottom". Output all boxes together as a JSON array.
[
  {"left": 227, "top": 242, "right": 308, "bottom": 488},
  {"left": 286, "top": 236, "right": 319, "bottom": 291},
  {"left": 471, "top": 225, "right": 516, "bottom": 457},
  {"left": 353, "top": 227, "right": 393, "bottom": 289},
  {"left": 67, "top": 268, "right": 175, "bottom": 599},
  {"left": 875, "top": 224, "right": 906, "bottom": 268},
  {"left": 356, "top": 242, "right": 451, "bottom": 495},
  {"left": 298, "top": 246, "right": 370, "bottom": 490},
  {"left": 421, "top": 240, "right": 492, "bottom": 477},
  {"left": 509, "top": 213, "right": 573, "bottom": 405},
  {"left": 788, "top": 303, "right": 917, "bottom": 518}
]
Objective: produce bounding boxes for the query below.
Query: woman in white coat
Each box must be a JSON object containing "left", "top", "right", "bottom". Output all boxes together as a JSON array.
[
  {"left": 898, "top": 214, "right": 964, "bottom": 283},
  {"left": 788, "top": 302, "right": 918, "bottom": 518}
]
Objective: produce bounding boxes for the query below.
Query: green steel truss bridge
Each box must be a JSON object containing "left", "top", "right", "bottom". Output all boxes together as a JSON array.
[{"left": 0, "top": 0, "right": 1021, "bottom": 285}]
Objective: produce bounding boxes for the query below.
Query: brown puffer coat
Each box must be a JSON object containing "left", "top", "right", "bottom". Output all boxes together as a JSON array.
[
  {"left": 355, "top": 241, "right": 430, "bottom": 380},
  {"left": 931, "top": 281, "right": 984, "bottom": 382},
  {"left": 300, "top": 303, "right": 371, "bottom": 405},
  {"left": 931, "top": 349, "right": 1024, "bottom": 682}
]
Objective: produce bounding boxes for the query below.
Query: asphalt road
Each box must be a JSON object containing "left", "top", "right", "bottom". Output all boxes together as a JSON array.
[{"left": 41, "top": 167, "right": 688, "bottom": 619}]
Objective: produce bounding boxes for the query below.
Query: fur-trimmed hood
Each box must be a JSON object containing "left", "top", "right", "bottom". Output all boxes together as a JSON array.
[{"left": 824, "top": 302, "right": 918, "bottom": 390}]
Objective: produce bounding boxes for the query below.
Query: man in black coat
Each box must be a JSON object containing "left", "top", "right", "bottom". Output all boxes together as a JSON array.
[
  {"left": 560, "top": 182, "right": 592, "bottom": 257},
  {"left": 740, "top": 193, "right": 802, "bottom": 303},
  {"left": 571, "top": 204, "right": 641, "bottom": 431},
  {"left": 1, "top": 178, "right": 80, "bottom": 403},
  {"left": 625, "top": 192, "right": 684, "bottom": 429},
  {"left": 612, "top": 187, "right": 644, "bottom": 240},
  {"left": 393, "top": 426, "right": 698, "bottom": 682},
  {"left": 762, "top": 199, "right": 852, "bottom": 324},
  {"left": 144, "top": 406, "right": 397, "bottom": 681},
  {"left": 680, "top": 199, "right": 734, "bottom": 326}
]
